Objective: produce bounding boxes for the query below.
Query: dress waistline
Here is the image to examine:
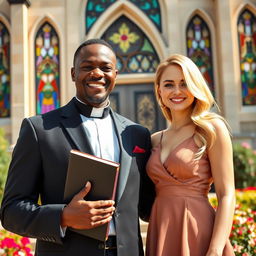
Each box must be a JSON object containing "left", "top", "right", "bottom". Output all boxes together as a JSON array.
[{"left": 156, "top": 185, "right": 208, "bottom": 198}]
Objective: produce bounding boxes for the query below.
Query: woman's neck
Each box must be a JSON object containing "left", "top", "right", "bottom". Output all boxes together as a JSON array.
[{"left": 170, "top": 110, "right": 193, "bottom": 131}]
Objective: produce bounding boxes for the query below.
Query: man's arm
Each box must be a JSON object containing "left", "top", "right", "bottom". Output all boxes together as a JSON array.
[
  {"left": 138, "top": 128, "right": 155, "bottom": 222},
  {"left": 0, "top": 118, "right": 65, "bottom": 244},
  {"left": 1, "top": 118, "right": 116, "bottom": 243}
]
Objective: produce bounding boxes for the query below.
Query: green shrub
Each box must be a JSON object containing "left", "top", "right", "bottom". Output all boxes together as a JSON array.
[
  {"left": 0, "top": 128, "right": 11, "bottom": 203},
  {"left": 233, "top": 142, "right": 256, "bottom": 189}
]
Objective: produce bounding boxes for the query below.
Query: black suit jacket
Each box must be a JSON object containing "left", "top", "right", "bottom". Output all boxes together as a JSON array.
[{"left": 0, "top": 98, "right": 155, "bottom": 256}]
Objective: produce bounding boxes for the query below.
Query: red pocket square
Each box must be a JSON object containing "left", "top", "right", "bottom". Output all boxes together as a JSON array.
[{"left": 133, "top": 146, "right": 146, "bottom": 153}]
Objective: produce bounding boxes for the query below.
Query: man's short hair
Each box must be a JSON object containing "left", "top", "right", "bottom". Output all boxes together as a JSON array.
[{"left": 73, "top": 38, "right": 115, "bottom": 66}]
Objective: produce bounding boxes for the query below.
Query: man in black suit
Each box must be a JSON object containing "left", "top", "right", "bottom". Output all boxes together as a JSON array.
[{"left": 0, "top": 39, "right": 155, "bottom": 256}]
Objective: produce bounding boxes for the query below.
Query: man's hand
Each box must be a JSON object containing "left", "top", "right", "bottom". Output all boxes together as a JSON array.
[{"left": 61, "top": 181, "right": 115, "bottom": 229}]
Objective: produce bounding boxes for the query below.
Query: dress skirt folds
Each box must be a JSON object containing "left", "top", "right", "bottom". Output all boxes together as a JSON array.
[{"left": 145, "top": 136, "right": 235, "bottom": 256}]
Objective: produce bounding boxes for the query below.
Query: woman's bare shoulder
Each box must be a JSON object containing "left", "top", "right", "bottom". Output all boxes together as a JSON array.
[
  {"left": 209, "top": 117, "right": 230, "bottom": 136},
  {"left": 151, "top": 130, "right": 164, "bottom": 147}
]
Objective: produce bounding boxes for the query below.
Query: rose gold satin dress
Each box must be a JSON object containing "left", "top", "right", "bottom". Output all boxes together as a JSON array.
[{"left": 145, "top": 134, "right": 235, "bottom": 256}]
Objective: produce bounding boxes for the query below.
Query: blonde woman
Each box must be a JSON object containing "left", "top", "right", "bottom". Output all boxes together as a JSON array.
[{"left": 145, "top": 54, "right": 235, "bottom": 256}]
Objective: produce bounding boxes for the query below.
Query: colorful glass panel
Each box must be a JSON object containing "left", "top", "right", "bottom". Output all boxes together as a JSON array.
[
  {"left": 85, "top": 0, "right": 115, "bottom": 33},
  {"left": 0, "top": 21, "right": 10, "bottom": 117},
  {"left": 85, "top": 0, "right": 162, "bottom": 34},
  {"left": 128, "top": 0, "right": 161, "bottom": 32},
  {"left": 102, "top": 16, "right": 159, "bottom": 74},
  {"left": 35, "top": 22, "right": 60, "bottom": 114},
  {"left": 237, "top": 9, "right": 256, "bottom": 105},
  {"left": 186, "top": 15, "right": 215, "bottom": 94}
]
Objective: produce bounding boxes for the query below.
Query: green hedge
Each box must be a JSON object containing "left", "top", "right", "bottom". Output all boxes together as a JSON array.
[
  {"left": 0, "top": 128, "right": 10, "bottom": 203},
  {"left": 233, "top": 142, "right": 256, "bottom": 189}
]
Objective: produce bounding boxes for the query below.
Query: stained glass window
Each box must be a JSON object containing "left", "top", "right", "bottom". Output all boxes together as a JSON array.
[
  {"left": 128, "top": 0, "right": 162, "bottom": 32},
  {"left": 186, "top": 15, "right": 215, "bottom": 94},
  {"left": 85, "top": 0, "right": 162, "bottom": 34},
  {"left": 0, "top": 21, "right": 10, "bottom": 117},
  {"left": 85, "top": 0, "right": 115, "bottom": 33},
  {"left": 102, "top": 16, "right": 159, "bottom": 74},
  {"left": 35, "top": 22, "right": 60, "bottom": 114},
  {"left": 237, "top": 9, "right": 256, "bottom": 106}
]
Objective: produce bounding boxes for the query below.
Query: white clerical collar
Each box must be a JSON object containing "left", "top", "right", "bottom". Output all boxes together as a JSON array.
[{"left": 75, "top": 96, "right": 110, "bottom": 118}]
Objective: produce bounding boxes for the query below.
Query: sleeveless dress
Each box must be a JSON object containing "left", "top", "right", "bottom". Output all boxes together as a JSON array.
[{"left": 145, "top": 133, "right": 235, "bottom": 256}]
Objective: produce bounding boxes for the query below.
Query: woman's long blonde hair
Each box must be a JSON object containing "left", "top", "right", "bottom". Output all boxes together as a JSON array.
[{"left": 155, "top": 54, "right": 230, "bottom": 159}]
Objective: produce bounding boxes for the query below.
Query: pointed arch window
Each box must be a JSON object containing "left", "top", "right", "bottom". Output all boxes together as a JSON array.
[
  {"left": 85, "top": 0, "right": 162, "bottom": 34},
  {"left": 85, "top": 0, "right": 116, "bottom": 34},
  {"left": 186, "top": 15, "right": 215, "bottom": 94},
  {"left": 0, "top": 21, "right": 10, "bottom": 117},
  {"left": 128, "top": 0, "right": 161, "bottom": 32},
  {"left": 102, "top": 16, "right": 159, "bottom": 74},
  {"left": 237, "top": 9, "right": 256, "bottom": 106},
  {"left": 35, "top": 22, "right": 60, "bottom": 114}
]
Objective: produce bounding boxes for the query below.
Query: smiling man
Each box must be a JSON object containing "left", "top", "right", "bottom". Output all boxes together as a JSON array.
[
  {"left": 0, "top": 39, "right": 155, "bottom": 256},
  {"left": 72, "top": 41, "right": 117, "bottom": 107}
]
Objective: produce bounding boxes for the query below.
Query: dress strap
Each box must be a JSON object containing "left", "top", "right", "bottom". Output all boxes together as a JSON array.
[{"left": 159, "top": 130, "right": 164, "bottom": 148}]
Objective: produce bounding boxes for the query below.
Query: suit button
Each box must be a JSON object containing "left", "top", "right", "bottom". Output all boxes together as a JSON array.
[
  {"left": 114, "top": 211, "right": 120, "bottom": 217},
  {"left": 98, "top": 243, "right": 105, "bottom": 249}
]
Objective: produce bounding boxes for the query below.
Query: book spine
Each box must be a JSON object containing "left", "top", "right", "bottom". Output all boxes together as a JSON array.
[
  {"left": 111, "top": 166, "right": 120, "bottom": 201},
  {"left": 105, "top": 166, "right": 120, "bottom": 240}
]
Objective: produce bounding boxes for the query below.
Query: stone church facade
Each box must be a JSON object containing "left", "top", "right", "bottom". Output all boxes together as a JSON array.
[{"left": 0, "top": 0, "right": 255, "bottom": 147}]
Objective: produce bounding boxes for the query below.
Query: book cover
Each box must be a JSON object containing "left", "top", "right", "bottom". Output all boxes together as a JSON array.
[{"left": 63, "top": 149, "right": 120, "bottom": 241}]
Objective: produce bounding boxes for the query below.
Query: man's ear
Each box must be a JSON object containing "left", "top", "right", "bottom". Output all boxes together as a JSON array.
[{"left": 71, "top": 67, "right": 75, "bottom": 82}]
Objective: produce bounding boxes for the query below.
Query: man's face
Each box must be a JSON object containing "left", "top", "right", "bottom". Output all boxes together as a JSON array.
[{"left": 71, "top": 44, "right": 118, "bottom": 107}]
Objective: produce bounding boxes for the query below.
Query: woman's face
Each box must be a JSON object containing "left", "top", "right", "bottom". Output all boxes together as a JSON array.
[{"left": 158, "top": 64, "right": 195, "bottom": 113}]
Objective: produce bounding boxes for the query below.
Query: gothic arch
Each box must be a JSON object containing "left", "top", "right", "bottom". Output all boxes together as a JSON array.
[
  {"left": 30, "top": 17, "right": 61, "bottom": 114},
  {"left": 82, "top": 0, "right": 116, "bottom": 34},
  {"left": 102, "top": 15, "right": 160, "bottom": 75},
  {"left": 0, "top": 13, "right": 11, "bottom": 32},
  {"left": 234, "top": 2, "right": 256, "bottom": 19},
  {"left": 83, "top": 0, "right": 164, "bottom": 35},
  {"left": 184, "top": 9, "right": 219, "bottom": 99},
  {"left": 235, "top": 3, "right": 256, "bottom": 106},
  {"left": 85, "top": 1, "right": 165, "bottom": 62},
  {"left": 0, "top": 13, "right": 11, "bottom": 118}
]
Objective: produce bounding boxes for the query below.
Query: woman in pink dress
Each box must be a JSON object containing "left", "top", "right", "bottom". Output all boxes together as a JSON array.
[{"left": 146, "top": 54, "right": 235, "bottom": 256}]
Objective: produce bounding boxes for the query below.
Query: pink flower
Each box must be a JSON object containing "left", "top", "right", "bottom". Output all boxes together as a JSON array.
[
  {"left": 13, "top": 250, "right": 21, "bottom": 256},
  {"left": 24, "top": 246, "right": 32, "bottom": 254},
  {"left": 20, "top": 237, "right": 30, "bottom": 246},
  {"left": 241, "top": 142, "right": 251, "bottom": 149},
  {"left": 243, "top": 187, "right": 256, "bottom": 191},
  {"left": 1, "top": 237, "right": 19, "bottom": 249},
  {"left": 234, "top": 244, "right": 243, "bottom": 253}
]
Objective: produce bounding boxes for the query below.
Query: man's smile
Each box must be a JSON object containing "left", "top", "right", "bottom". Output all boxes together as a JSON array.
[{"left": 86, "top": 83, "right": 106, "bottom": 89}]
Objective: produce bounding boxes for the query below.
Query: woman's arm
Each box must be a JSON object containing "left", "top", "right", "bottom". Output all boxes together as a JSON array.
[{"left": 206, "top": 118, "right": 236, "bottom": 256}]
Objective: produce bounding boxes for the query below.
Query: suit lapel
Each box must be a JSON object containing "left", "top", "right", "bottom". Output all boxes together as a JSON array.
[
  {"left": 111, "top": 111, "right": 133, "bottom": 203},
  {"left": 60, "top": 99, "right": 94, "bottom": 154},
  {"left": 60, "top": 101, "right": 133, "bottom": 202}
]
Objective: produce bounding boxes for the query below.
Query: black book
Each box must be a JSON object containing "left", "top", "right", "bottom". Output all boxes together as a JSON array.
[{"left": 63, "top": 149, "right": 120, "bottom": 241}]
